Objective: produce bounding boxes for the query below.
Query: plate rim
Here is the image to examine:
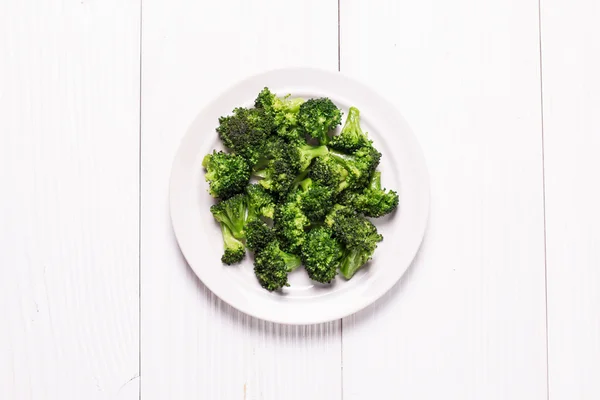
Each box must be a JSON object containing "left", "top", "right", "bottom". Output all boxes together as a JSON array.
[{"left": 169, "top": 67, "right": 430, "bottom": 325}]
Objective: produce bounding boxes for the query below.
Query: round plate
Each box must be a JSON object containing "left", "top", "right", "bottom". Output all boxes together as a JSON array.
[{"left": 170, "top": 68, "right": 429, "bottom": 324}]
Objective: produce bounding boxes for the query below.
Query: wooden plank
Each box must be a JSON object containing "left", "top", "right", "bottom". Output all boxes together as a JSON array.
[
  {"left": 139, "top": 1, "right": 341, "bottom": 399},
  {"left": 0, "top": 1, "right": 140, "bottom": 399},
  {"left": 339, "top": 0, "right": 548, "bottom": 398},
  {"left": 541, "top": 0, "right": 600, "bottom": 398}
]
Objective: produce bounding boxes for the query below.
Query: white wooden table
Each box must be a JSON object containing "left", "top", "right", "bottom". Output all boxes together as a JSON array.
[{"left": 1, "top": 0, "right": 598, "bottom": 399}]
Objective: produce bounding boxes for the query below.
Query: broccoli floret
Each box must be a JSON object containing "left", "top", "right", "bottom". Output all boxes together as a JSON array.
[
  {"left": 220, "top": 224, "right": 245, "bottom": 265},
  {"left": 309, "top": 146, "right": 380, "bottom": 193},
  {"left": 255, "top": 87, "right": 305, "bottom": 143},
  {"left": 246, "top": 184, "right": 275, "bottom": 220},
  {"left": 254, "top": 240, "right": 302, "bottom": 291},
  {"left": 329, "top": 106, "right": 372, "bottom": 153},
  {"left": 309, "top": 155, "right": 351, "bottom": 193},
  {"left": 293, "top": 178, "right": 334, "bottom": 222},
  {"left": 210, "top": 194, "right": 247, "bottom": 240},
  {"left": 255, "top": 140, "right": 328, "bottom": 196},
  {"left": 202, "top": 150, "right": 250, "bottom": 199},
  {"left": 298, "top": 98, "right": 342, "bottom": 144},
  {"left": 245, "top": 219, "right": 276, "bottom": 253},
  {"left": 274, "top": 199, "right": 309, "bottom": 254},
  {"left": 341, "top": 171, "right": 399, "bottom": 217},
  {"left": 329, "top": 146, "right": 381, "bottom": 190},
  {"left": 216, "top": 107, "right": 273, "bottom": 166},
  {"left": 301, "top": 227, "right": 342, "bottom": 283},
  {"left": 325, "top": 205, "right": 383, "bottom": 279}
]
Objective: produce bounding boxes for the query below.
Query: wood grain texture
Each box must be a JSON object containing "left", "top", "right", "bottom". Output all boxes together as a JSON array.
[
  {"left": 541, "top": 1, "right": 600, "bottom": 398},
  {"left": 0, "top": 1, "right": 140, "bottom": 399},
  {"left": 140, "top": 1, "right": 341, "bottom": 399},
  {"left": 339, "top": 0, "right": 548, "bottom": 399}
]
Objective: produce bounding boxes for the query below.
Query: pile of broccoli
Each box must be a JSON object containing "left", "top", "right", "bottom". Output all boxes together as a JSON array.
[{"left": 203, "top": 87, "right": 399, "bottom": 292}]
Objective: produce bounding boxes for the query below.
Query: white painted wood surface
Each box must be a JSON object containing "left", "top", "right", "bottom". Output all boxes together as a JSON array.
[
  {"left": 541, "top": 0, "right": 600, "bottom": 398},
  {"left": 0, "top": 1, "right": 140, "bottom": 399},
  {"left": 3, "top": 0, "right": 600, "bottom": 398},
  {"left": 140, "top": 1, "right": 341, "bottom": 399},
  {"left": 339, "top": 0, "right": 548, "bottom": 399}
]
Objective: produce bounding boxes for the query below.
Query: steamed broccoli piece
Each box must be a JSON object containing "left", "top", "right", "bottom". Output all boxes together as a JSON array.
[
  {"left": 255, "top": 87, "right": 305, "bottom": 143},
  {"left": 325, "top": 205, "right": 383, "bottom": 279},
  {"left": 301, "top": 227, "right": 343, "bottom": 283},
  {"left": 255, "top": 140, "right": 328, "bottom": 196},
  {"left": 309, "top": 154, "right": 352, "bottom": 193},
  {"left": 210, "top": 194, "right": 247, "bottom": 240},
  {"left": 202, "top": 151, "right": 250, "bottom": 199},
  {"left": 216, "top": 107, "right": 273, "bottom": 166},
  {"left": 309, "top": 146, "right": 380, "bottom": 193},
  {"left": 340, "top": 171, "right": 399, "bottom": 217},
  {"left": 246, "top": 184, "right": 275, "bottom": 220},
  {"left": 329, "top": 146, "right": 381, "bottom": 190},
  {"left": 292, "top": 178, "right": 334, "bottom": 222},
  {"left": 298, "top": 98, "right": 342, "bottom": 144},
  {"left": 254, "top": 240, "right": 302, "bottom": 291},
  {"left": 220, "top": 224, "right": 246, "bottom": 265},
  {"left": 329, "top": 106, "right": 372, "bottom": 153},
  {"left": 274, "top": 199, "right": 309, "bottom": 254},
  {"left": 245, "top": 219, "right": 276, "bottom": 253}
]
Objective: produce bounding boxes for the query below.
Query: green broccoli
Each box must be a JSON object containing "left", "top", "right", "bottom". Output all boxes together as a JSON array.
[
  {"left": 309, "top": 146, "right": 380, "bottom": 193},
  {"left": 325, "top": 205, "right": 383, "bottom": 279},
  {"left": 220, "top": 224, "right": 246, "bottom": 265},
  {"left": 216, "top": 107, "right": 273, "bottom": 166},
  {"left": 210, "top": 193, "right": 247, "bottom": 240},
  {"left": 254, "top": 240, "right": 302, "bottom": 291},
  {"left": 329, "top": 106, "right": 372, "bottom": 153},
  {"left": 255, "top": 87, "right": 305, "bottom": 143},
  {"left": 329, "top": 146, "right": 381, "bottom": 190},
  {"left": 255, "top": 139, "right": 328, "bottom": 196},
  {"left": 274, "top": 199, "right": 309, "bottom": 254},
  {"left": 340, "top": 171, "right": 399, "bottom": 217},
  {"left": 245, "top": 219, "right": 276, "bottom": 253},
  {"left": 301, "top": 227, "right": 343, "bottom": 283},
  {"left": 246, "top": 184, "right": 275, "bottom": 220},
  {"left": 202, "top": 150, "right": 250, "bottom": 199},
  {"left": 298, "top": 98, "right": 342, "bottom": 144},
  {"left": 292, "top": 178, "right": 334, "bottom": 222}
]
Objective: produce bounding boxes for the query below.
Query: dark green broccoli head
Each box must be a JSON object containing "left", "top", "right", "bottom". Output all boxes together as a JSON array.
[
  {"left": 298, "top": 98, "right": 342, "bottom": 144},
  {"left": 329, "top": 107, "right": 372, "bottom": 153},
  {"left": 216, "top": 107, "right": 273, "bottom": 166},
  {"left": 274, "top": 200, "right": 309, "bottom": 254},
  {"left": 246, "top": 184, "right": 275, "bottom": 220},
  {"left": 220, "top": 224, "right": 245, "bottom": 265},
  {"left": 255, "top": 87, "right": 305, "bottom": 143},
  {"left": 253, "top": 240, "right": 301, "bottom": 291},
  {"left": 301, "top": 227, "right": 343, "bottom": 283},
  {"left": 309, "top": 155, "right": 351, "bottom": 193},
  {"left": 325, "top": 205, "right": 383, "bottom": 279},
  {"left": 210, "top": 193, "right": 247, "bottom": 239},
  {"left": 202, "top": 150, "right": 250, "bottom": 199},
  {"left": 294, "top": 178, "right": 334, "bottom": 222},
  {"left": 245, "top": 219, "right": 275, "bottom": 253},
  {"left": 349, "top": 171, "right": 399, "bottom": 217},
  {"left": 325, "top": 205, "right": 383, "bottom": 249}
]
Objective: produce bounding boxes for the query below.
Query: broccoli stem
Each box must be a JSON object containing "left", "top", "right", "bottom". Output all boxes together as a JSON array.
[
  {"left": 222, "top": 224, "right": 242, "bottom": 250},
  {"left": 369, "top": 171, "right": 382, "bottom": 190},
  {"left": 282, "top": 253, "right": 302, "bottom": 272},
  {"left": 342, "top": 107, "right": 362, "bottom": 135},
  {"left": 339, "top": 248, "right": 367, "bottom": 279},
  {"left": 298, "top": 144, "right": 329, "bottom": 171}
]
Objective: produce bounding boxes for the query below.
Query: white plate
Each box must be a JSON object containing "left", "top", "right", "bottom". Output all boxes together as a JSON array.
[{"left": 169, "top": 68, "right": 429, "bottom": 324}]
